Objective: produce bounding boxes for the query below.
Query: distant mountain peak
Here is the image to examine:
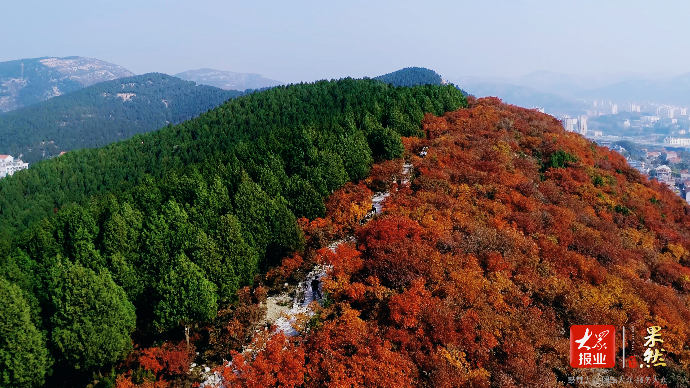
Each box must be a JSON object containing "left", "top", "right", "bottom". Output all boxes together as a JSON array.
[
  {"left": 0, "top": 56, "right": 134, "bottom": 113},
  {"left": 175, "top": 68, "right": 283, "bottom": 91},
  {"left": 374, "top": 67, "right": 443, "bottom": 87},
  {"left": 37, "top": 56, "right": 133, "bottom": 86}
]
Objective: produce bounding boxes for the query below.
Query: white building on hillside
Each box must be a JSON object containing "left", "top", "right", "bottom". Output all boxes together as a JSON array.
[
  {"left": 561, "top": 116, "right": 576, "bottom": 132},
  {"left": 655, "top": 165, "right": 674, "bottom": 187},
  {"left": 0, "top": 155, "right": 29, "bottom": 178},
  {"left": 664, "top": 137, "right": 690, "bottom": 146}
]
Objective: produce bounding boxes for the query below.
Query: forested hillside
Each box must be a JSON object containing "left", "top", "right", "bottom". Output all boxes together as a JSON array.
[
  {"left": 0, "top": 57, "right": 133, "bottom": 113},
  {"left": 374, "top": 67, "right": 443, "bottom": 87},
  {"left": 0, "top": 79, "right": 466, "bottom": 387},
  {"left": 0, "top": 73, "right": 241, "bottom": 163},
  {"left": 200, "top": 98, "right": 690, "bottom": 387}
]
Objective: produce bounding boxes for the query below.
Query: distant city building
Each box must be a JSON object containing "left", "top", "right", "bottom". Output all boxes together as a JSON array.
[
  {"left": 681, "top": 108, "right": 687, "bottom": 116},
  {"left": 591, "top": 130, "right": 603, "bottom": 137},
  {"left": 657, "top": 106, "right": 670, "bottom": 118},
  {"left": 664, "top": 137, "right": 690, "bottom": 146},
  {"left": 561, "top": 116, "right": 576, "bottom": 132},
  {"left": 655, "top": 165, "right": 674, "bottom": 186},
  {"left": 655, "top": 165, "right": 672, "bottom": 175},
  {"left": 642, "top": 116, "right": 660, "bottom": 123},
  {"left": 623, "top": 119, "right": 631, "bottom": 128},
  {"left": 0, "top": 155, "right": 29, "bottom": 178},
  {"left": 628, "top": 159, "right": 647, "bottom": 174},
  {"left": 662, "top": 151, "right": 678, "bottom": 159},
  {"left": 577, "top": 115, "right": 588, "bottom": 136},
  {"left": 611, "top": 144, "right": 626, "bottom": 154},
  {"left": 629, "top": 103, "right": 641, "bottom": 113},
  {"left": 647, "top": 151, "right": 662, "bottom": 159},
  {"left": 611, "top": 104, "right": 618, "bottom": 115}
]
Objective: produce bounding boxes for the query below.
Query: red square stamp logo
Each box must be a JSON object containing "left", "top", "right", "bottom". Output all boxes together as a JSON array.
[{"left": 570, "top": 325, "right": 615, "bottom": 368}]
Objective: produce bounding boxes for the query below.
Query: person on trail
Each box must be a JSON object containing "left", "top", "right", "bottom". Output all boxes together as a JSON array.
[
  {"left": 311, "top": 278, "right": 322, "bottom": 300},
  {"left": 371, "top": 204, "right": 377, "bottom": 214}
]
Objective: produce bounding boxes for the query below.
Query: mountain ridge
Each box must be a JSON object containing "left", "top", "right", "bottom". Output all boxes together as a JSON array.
[
  {"left": 175, "top": 68, "right": 283, "bottom": 91},
  {"left": 0, "top": 56, "right": 133, "bottom": 113},
  {"left": 0, "top": 73, "right": 241, "bottom": 163}
]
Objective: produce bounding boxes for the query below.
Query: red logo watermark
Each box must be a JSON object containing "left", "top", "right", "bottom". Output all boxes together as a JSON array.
[{"left": 570, "top": 325, "right": 615, "bottom": 368}]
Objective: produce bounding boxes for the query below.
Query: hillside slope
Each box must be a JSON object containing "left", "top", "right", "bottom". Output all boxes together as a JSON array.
[
  {"left": 175, "top": 68, "right": 283, "bottom": 91},
  {"left": 212, "top": 97, "right": 690, "bottom": 387},
  {"left": 0, "top": 73, "right": 241, "bottom": 163},
  {"left": 374, "top": 67, "right": 443, "bottom": 87},
  {"left": 0, "top": 79, "right": 465, "bottom": 386},
  {"left": 0, "top": 56, "right": 133, "bottom": 112}
]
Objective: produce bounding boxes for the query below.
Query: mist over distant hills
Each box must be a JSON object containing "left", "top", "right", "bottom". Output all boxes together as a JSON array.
[
  {"left": 175, "top": 68, "right": 283, "bottom": 91},
  {"left": 452, "top": 70, "right": 690, "bottom": 115},
  {"left": 0, "top": 56, "right": 133, "bottom": 113},
  {"left": 579, "top": 72, "right": 690, "bottom": 106},
  {"left": 458, "top": 82, "right": 588, "bottom": 116}
]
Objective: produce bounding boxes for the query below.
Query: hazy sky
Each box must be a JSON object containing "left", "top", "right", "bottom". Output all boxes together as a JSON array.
[{"left": 2, "top": 0, "right": 688, "bottom": 83}]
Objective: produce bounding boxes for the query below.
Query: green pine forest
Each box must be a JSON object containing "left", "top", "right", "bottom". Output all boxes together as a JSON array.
[
  {"left": 373, "top": 67, "right": 443, "bottom": 87},
  {"left": 0, "top": 73, "right": 243, "bottom": 163},
  {"left": 0, "top": 77, "right": 467, "bottom": 387}
]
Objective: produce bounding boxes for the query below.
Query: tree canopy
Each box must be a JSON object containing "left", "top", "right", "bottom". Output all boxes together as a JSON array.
[
  {"left": 0, "top": 276, "right": 49, "bottom": 388},
  {"left": 217, "top": 97, "right": 690, "bottom": 387},
  {"left": 0, "top": 78, "right": 467, "bottom": 385},
  {"left": 49, "top": 261, "right": 136, "bottom": 371}
]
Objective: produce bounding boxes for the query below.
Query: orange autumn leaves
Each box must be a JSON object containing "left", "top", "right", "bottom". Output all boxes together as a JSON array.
[{"left": 225, "top": 97, "right": 690, "bottom": 387}]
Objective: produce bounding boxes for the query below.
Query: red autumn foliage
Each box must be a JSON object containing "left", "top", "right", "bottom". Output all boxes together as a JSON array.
[
  {"left": 324, "top": 182, "right": 373, "bottom": 235},
  {"left": 115, "top": 375, "right": 168, "bottom": 388},
  {"left": 303, "top": 307, "right": 416, "bottom": 388},
  {"left": 139, "top": 341, "right": 192, "bottom": 377},
  {"left": 297, "top": 217, "right": 336, "bottom": 249},
  {"left": 366, "top": 158, "right": 405, "bottom": 192},
  {"left": 219, "top": 332, "right": 305, "bottom": 388},
  {"left": 266, "top": 251, "right": 305, "bottom": 285},
  {"left": 203, "top": 285, "right": 268, "bottom": 363},
  {"left": 222, "top": 98, "right": 690, "bottom": 387},
  {"left": 356, "top": 215, "right": 434, "bottom": 289}
]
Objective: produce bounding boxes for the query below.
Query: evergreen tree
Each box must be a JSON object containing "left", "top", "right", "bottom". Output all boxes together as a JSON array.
[
  {"left": 0, "top": 277, "right": 49, "bottom": 388},
  {"left": 49, "top": 262, "right": 135, "bottom": 371},
  {"left": 337, "top": 132, "right": 373, "bottom": 181},
  {"left": 152, "top": 254, "right": 218, "bottom": 332},
  {"left": 233, "top": 173, "right": 273, "bottom": 255},
  {"left": 215, "top": 214, "right": 259, "bottom": 288},
  {"left": 368, "top": 126, "right": 404, "bottom": 161},
  {"left": 285, "top": 176, "right": 326, "bottom": 220}
]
